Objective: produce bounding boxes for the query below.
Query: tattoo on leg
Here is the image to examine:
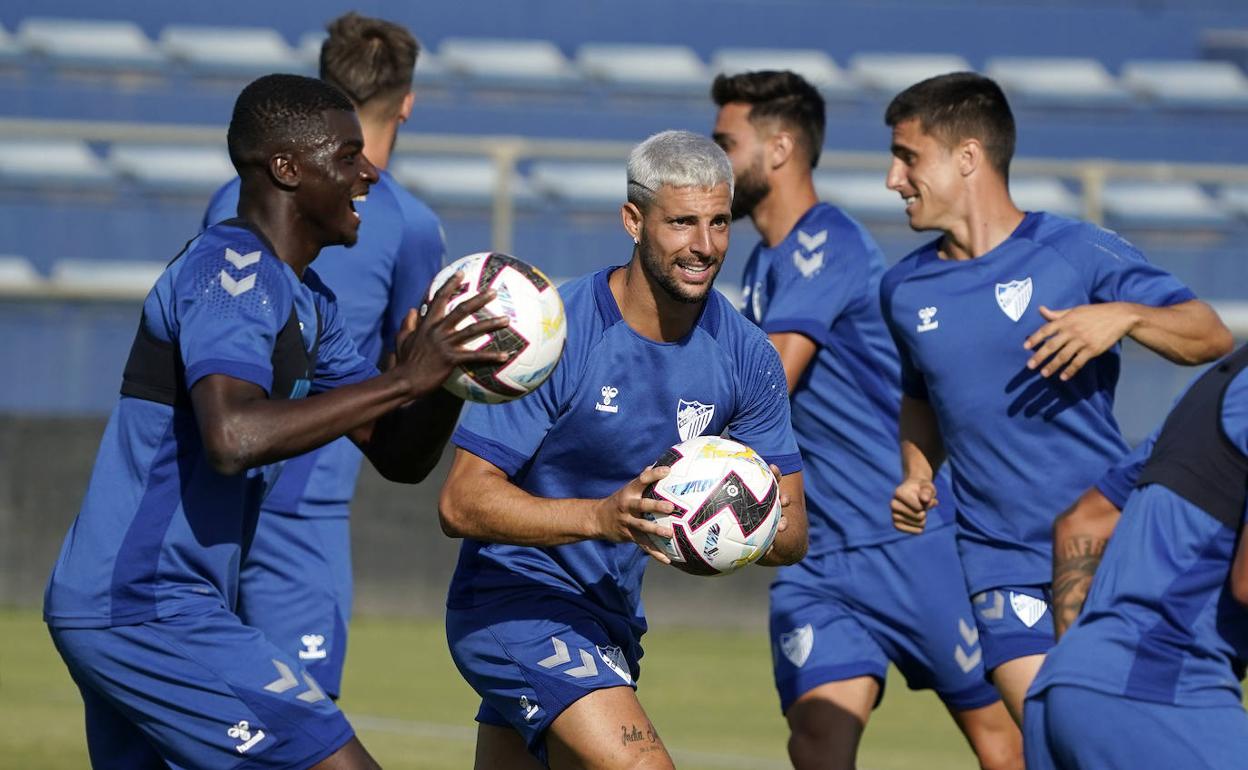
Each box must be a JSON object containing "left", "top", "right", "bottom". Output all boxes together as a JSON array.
[
  {"left": 621, "top": 721, "right": 663, "bottom": 754},
  {"left": 1052, "top": 534, "right": 1108, "bottom": 638}
]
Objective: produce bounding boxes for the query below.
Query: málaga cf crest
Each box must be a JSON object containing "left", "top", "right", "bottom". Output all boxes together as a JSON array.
[
  {"left": 995, "top": 277, "right": 1033, "bottom": 322},
  {"left": 676, "top": 399, "right": 715, "bottom": 441}
]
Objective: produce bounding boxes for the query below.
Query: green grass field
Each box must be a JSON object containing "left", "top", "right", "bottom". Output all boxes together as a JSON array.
[{"left": 2, "top": 608, "right": 978, "bottom": 769}]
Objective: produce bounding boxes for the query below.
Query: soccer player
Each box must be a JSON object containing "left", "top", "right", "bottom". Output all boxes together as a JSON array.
[
  {"left": 202, "top": 12, "right": 444, "bottom": 700},
  {"left": 437, "top": 130, "right": 808, "bottom": 770},
  {"left": 879, "top": 71, "right": 1233, "bottom": 721},
  {"left": 711, "top": 70, "right": 1022, "bottom": 770},
  {"left": 43, "top": 74, "right": 509, "bottom": 769},
  {"left": 1025, "top": 344, "right": 1248, "bottom": 768}
]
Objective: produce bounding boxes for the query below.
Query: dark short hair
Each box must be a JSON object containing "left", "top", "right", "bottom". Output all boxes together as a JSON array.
[
  {"left": 319, "top": 12, "right": 418, "bottom": 115},
  {"left": 711, "top": 70, "right": 826, "bottom": 168},
  {"left": 885, "top": 72, "right": 1016, "bottom": 179},
  {"left": 227, "top": 73, "right": 355, "bottom": 172}
]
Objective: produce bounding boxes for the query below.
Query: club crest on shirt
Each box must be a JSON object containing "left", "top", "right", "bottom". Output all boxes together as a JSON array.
[
  {"left": 779, "top": 623, "right": 814, "bottom": 667},
  {"left": 995, "top": 278, "right": 1033, "bottom": 322},
  {"left": 676, "top": 399, "right": 715, "bottom": 441},
  {"left": 1009, "top": 591, "right": 1049, "bottom": 628},
  {"left": 793, "top": 229, "right": 828, "bottom": 278}
]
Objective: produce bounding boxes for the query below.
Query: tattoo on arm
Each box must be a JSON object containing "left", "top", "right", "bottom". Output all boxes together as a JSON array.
[{"left": 1052, "top": 534, "right": 1109, "bottom": 639}]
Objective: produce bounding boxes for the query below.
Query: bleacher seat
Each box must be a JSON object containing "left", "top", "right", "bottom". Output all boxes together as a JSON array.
[
  {"left": 527, "top": 161, "right": 623, "bottom": 211},
  {"left": 1218, "top": 183, "right": 1248, "bottom": 220},
  {"left": 0, "top": 24, "right": 20, "bottom": 64},
  {"left": 1201, "top": 27, "right": 1248, "bottom": 71},
  {"left": 1120, "top": 59, "right": 1248, "bottom": 109},
  {"left": 0, "top": 140, "right": 112, "bottom": 188},
  {"left": 108, "top": 145, "right": 235, "bottom": 194},
  {"left": 50, "top": 259, "right": 163, "bottom": 297},
  {"left": 390, "top": 156, "right": 536, "bottom": 208},
  {"left": 1010, "top": 177, "right": 1083, "bottom": 218},
  {"left": 985, "top": 57, "right": 1131, "bottom": 106},
  {"left": 709, "top": 48, "right": 857, "bottom": 98},
  {"left": 17, "top": 18, "right": 164, "bottom": 71},
  {"left": 0, "top": 256, "right": 43, "bottom": 293},
  {"left": 159, "top": 25, "right": 299, "bottom": 77},
  {"left": 848, "top": 53, "right": 973, "bottom": 93},
  {"left": 438, "top": 38, "right": 580, "bottom": 90},
  {"left": 1101, "top": 181, "right": 1232, "bottom": 228},
  {"left": 813, "top": 172, "right": 904, "bottom": 222},
  {"left": 575, "top": 43, "right": 709, "bottom": 95}
]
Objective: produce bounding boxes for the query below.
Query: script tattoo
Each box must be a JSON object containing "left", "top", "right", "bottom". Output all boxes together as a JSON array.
[
  {"left": 620, "top": 722, "right": 662, "bottom": 754},
  {"left": 1052, "top": 534, "right": 1109, "bottom": 639}
]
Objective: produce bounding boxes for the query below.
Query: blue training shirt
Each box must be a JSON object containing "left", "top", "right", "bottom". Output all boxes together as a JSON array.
[
  {"left": 741, "top": 202, "right": 951, "bottom": 553},
  {"left": 448, "top": 267, "right": 802, "bottom": 640},
  {"left": 880, "top": 212, "right": 1195, "bottom": 594},
  {"left": 1032, "top": 367, "right": 1248, "bottom": 708},
  {"left": 203, "top": 171, "right": 444, "bottom": 515},
  {"left": 43, "top": 222, "right": 377, "bottom": 628}
]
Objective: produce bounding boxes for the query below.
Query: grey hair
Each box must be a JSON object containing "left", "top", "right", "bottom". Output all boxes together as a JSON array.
[{"left": 626, "top": 129, "right": 734, "bottom": 209}]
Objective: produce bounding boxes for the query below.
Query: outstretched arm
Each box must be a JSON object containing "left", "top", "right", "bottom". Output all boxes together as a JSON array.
[
  {"left": 1024, "top": 299, "right": 1232, "bottom": 381},
  {"left": 438, "top": 448, "right": 676, "bottom": 560},
  {"left": 1051, "top": 487, "right": 1122, "bottom": 638},
  {"left": 891, "top": 395, "right": 946, "bottom": 534},
  {"left": 756, "top": 469, "right": 807, "bottom": 566}
]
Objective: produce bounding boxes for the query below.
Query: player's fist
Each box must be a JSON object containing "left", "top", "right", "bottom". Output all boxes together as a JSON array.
[{"left": 891, "top": 477, "right": 938, "bottom": 535}]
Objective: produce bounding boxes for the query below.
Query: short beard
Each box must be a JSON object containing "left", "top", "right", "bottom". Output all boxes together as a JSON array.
[
  {"left": 637, "top": 236, "right": 712, "bottom": 305},
  {"left": 731, "top": 159, "right": 770, "bottom": 221}
]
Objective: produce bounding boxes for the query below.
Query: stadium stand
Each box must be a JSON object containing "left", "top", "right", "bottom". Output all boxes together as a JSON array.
[
  {"left": 984, "top": 57, "right": 1132, "bottom": 107},
  {"left": 438, "top": 37, "right": 582, "bottom": 91},
  {"left": 389, "top": 155, "right": 538, "bottom": 209},
  {"left": 0, "top": 139, "right": 112, "bottom": 188},
  {"left": 1101, "top": 180, "right": 1233, "bottom": 229},
  {"left": 527, "top": 160, "right": 622, "bottom": 211},
  {"left": 1120, "top": 59, "right": 1248, "bottom": 109},
  {"left": 847, "top": 52, "right": 973, "bottom": 93},
  {"left": 0, "top": 255, "right": 43, "bottom": 293},
  {"left": 48, "top": 258, "right": 163, "bottom": 297},
  {"left": 709, "top": 48, "right": 857, "bottom": 98},
  {"left": 575, "top": 42, "right": 710, "bottom": 96},
  {"left": 17, "top": 17, "right": 163, "bottom": 71},
  {"left": 158, "top": 24, "right": 303, "bottom": 77},
  {"left": 107, "top": 144, "right": 234, "bottom": 194}
]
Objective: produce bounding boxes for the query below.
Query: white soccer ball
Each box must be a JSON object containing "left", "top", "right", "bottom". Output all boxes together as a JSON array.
[
  {"left": 642, "top": 435, "right": 781, "bottom": 576},
  {"left": 426, "top": 252, "right": 566, "bottom": 403}
]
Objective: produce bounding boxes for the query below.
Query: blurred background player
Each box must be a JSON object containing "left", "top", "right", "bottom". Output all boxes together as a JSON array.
[
  {"left": 1025, "top": 344, "right": 1248, "bottom": 769},
  {"left": 202, "top": 12, "right": 445, "bottom": 699},
  {"left": 711, "top": 70, "right": 1022, "bottom": 770},
  {"left": 436, "top": 130, "right": 807, "bottom": 769},
  {"left": 879, "top": 71, "right": 1232, "bottom": 721},
  {"left": 44, "top": 73, "right": 509, "bottom": 770}
]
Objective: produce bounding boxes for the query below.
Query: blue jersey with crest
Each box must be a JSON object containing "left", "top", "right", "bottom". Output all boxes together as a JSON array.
[
  {"left": 741, "top": 202, "right": 950, "bottom": 553},
  {"left": 203, "top": 171, "right": 444, "bottom": 515},
  {"left": 43, "top": 221, "right": 377, "bottom": 628},
  {"left": 1032, "top": 368, "right": 1248, "bottom": 707},
  {"left": 448, "top": 267, "right": 802, "bottom": 639},
  {"left": 880, "top": 212, "right": 1195, "bottom": 594}
]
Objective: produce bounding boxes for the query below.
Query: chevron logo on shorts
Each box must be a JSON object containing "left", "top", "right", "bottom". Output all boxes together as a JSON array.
[{"left": 536, "top": 636, "right": 599, "bottom": 678}]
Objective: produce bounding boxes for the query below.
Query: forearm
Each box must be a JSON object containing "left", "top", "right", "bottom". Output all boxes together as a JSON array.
[
  {"left": 1051, "top": 490, "right": 1121, "bottom": 638},
  {"left": 899, "top": 395, "right": 945, "bottom": 480},
  {"left": 361, "top": 389, "right": 465, "bottom": 483},
  {"left": 1124, "top": 299, "right": 1233, "bottom": 365},
  {"left": 440, "top": 462, "right": 601, "bottom": 546},
  {"left": 757, "top": 472, "right": 807, "bottom": 566}
]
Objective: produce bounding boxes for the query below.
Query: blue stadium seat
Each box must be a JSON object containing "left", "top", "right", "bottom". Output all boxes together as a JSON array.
[
  {"left": 709, "top": 48, "right": 858, "bottom": 99},
  {"left": 575, "top": 43, "right": 709, "bottom": 96},
  {"left": 985, "top": 57, "right": 1132, "bottom": 107},
  {"left": 17, "top": 17, "right": 164, "bottom": 72},
  {"left": 527, "top": 161, "right": 622, "bottom": 212},
  {"left": 159, "top": 24, "right": 300, "bottom": 77},
  {"left": 1102, "top": 181, "right": 1232, "bottom": 228},
  {"left": 0, "top": 140, "right": 112, "bottom": 188},
  {"left": 107, "top": 145, "right": 235, "bottom": 194},
  {"left": 1120, "top": 59, "right": 1248, "bottom": 109},
  {"left": 438, "top": 37, "right": 582, "bottom": 91},
  {"left": 50, "top": 259, "right": 164, "bottom": 297},
  {"left": 1010, "top": 177, "right": 1083, "bottom": 218},
  {"left": 0, "top": 255, "right": 43, "bottom": 293},
  {"left": 848, "top": 52, "right": 973, "bottom": 94},
  {"left": 814, "top": 171, "right": 905, "bottom": 223},
  {"left": 390, "top": 156, "right": 537, "bottom": 208}
]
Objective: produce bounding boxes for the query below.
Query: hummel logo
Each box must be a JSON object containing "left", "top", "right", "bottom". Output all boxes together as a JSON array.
[
  {"left": 916, "top": 306, "right": 939, "bottom": 332},
  {"left": 595, "top": 385, "right": 619, "bottom": 413},
  {"left": 227, "top": 720, "right": 266, "bottom": 753},
  {"left": 298, "top": 634, "right": 327, "bottom": 661},
  {"left": 519, "top": 695, "right": 540, "bottom": 722}
]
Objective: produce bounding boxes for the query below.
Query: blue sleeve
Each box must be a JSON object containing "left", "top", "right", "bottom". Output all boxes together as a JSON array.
[
  {"left": 202, "top": 178, "right": 241, "bottom": 231},
  {"left": 725, "top": 328, "right": 802, "bottom": 474},
  {"left": 1067, "top": 226, "right": 1196, "bottom": 307},
  {"left": 307, "top": 271, "right": 379, "bottom": 392},
  {"left": 1095, "top": 429, "right": 1157, "bottom": 509},
  {"left": 382, "top": 208, "right": 445, "bottom": 356},
  {"left": 759, "top": 226, "right": 872, "bottom": 345},
  {"left": 176, "top": 249, "right": 290, "bottom": 393},
  {"left": 879, "top": 269, "right": 928, "bottom": 400}
]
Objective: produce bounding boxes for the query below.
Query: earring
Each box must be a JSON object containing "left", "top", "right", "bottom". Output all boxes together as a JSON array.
[{"left": 633, "top": 237, "right": 639, "bottom": 245}]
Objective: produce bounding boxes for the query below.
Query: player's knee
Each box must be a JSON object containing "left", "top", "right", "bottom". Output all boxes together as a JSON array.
[{"left": 787, "top": 718, "right": 855, "bottom": 770}]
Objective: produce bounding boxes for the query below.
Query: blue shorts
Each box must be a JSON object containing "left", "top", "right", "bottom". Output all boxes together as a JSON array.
[
  {"left": 1025, "top": 684, "right": 1248, "bottom": 769},
  {"left": 970, "top": 584, "right": 1054, "bottom": 674},
  {"left": 446, "top": 593, "right": 642, "bottom": 765},
  {"left": 239, "top": 506, "right": 352, "bottom": 699},
  {"left": 48, "top": 607, "right": 353, "bottom": 770},
  {"left": 769, "top": 526, "right": 999, "bottom": 714}
]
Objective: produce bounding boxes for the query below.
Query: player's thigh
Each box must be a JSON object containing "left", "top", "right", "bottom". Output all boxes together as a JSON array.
[
  {"left": 546, "top": 686, "right": 673, "bottom": 770},
  {"left": 769, "top": 555, "right": 889, "bottom": 715},
  {"left": 447, "top": 596, "right": 642, "bottom": 766},
  {"left": 475, "top": 723, "right": 547, "bottom": 770},
  {"left": 990, "top": 653, "right": 1045, "bottom": 723},
  {"left": 49, "top": 609, "right": 354, "bottom": 770},
  {"left": 240, "top": 509, "right": 351, "bottom": 698},
  {"left": 64, "top": 665, "right": 167, "bottom": 770}
]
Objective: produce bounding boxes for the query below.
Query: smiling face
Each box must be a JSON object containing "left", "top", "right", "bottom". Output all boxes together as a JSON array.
[
  {"left": 712, "top": 102, "right": 772, "bottom": 221},
  {"left": 886, "top": 117, "right": 966, "bottom": 233},
  {"left": 627, "top": 182, "right": 732, "bottom": 304},
  {"left": 296, "top": 108, "right": 378, "bottom": 247}
]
